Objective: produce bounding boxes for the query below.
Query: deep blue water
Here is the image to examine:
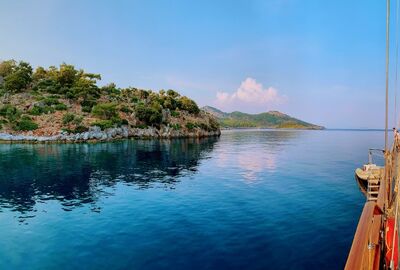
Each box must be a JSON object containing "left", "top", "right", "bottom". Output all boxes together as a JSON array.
[{"left": 0, "top": 129, "right": 385, "bottom": 269}]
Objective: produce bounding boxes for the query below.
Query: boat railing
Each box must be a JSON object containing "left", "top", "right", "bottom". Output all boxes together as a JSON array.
[{"left": 368, "top": 148, "right": 385, "bottom": 165}]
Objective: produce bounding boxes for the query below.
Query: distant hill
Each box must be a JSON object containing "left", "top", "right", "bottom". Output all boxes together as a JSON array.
[{"left": 202, "top": 106, "right": 324, "bottom": 130}]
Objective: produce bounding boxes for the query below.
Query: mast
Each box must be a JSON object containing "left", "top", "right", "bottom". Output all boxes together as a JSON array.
[{"left": 386, "top": 0, "right": 390, "bottom": 152}]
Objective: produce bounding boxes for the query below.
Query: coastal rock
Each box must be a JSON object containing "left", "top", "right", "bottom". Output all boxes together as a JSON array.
[{"left": 0, "top": 125, "right": 220, "bottom": 143}]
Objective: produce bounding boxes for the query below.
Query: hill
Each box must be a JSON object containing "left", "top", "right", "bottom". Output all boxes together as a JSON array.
[
  {"left": 202, "top": 106, "right": 324, "bottom": 130},
  {"left": 0, "top": 60, "right": 220, "bottom": 142}
]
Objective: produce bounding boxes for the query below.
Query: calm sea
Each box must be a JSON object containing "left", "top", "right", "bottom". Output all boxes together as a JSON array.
[{"left": 0, "top": 129, "right": 385, "bottom": 269}]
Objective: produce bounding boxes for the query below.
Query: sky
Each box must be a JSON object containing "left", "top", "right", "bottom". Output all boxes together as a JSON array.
[{"left": 0, "top": 0, "right": 396, "bottom": 128}]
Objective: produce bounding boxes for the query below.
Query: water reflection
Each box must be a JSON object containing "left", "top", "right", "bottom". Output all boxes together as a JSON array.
[
  {"left": 0, "top": 137, "right": 218, "bottom": 214},
  {"left": 217, "top": 130, "right": 302, "bottom": 181}
]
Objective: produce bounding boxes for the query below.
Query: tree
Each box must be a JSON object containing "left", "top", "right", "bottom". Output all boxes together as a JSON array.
[
  {"left": 179, "top": 96, "right": 200, "bottom": 114},
  {"left": 135, "top": 104, "right": 162, "bottom": 126},
  {"left": 167, "top": 89, "right": 180, "bottom": 98},
  {"left": 57, "top": 63, "right": 78, "bottom": 87},
  {"left": 91, "top": 103, "right": 117, "bottom": 119},
  {"left": 32, "top": 66, "right": 48, "bottom": 81},
  {"left": 4, "top": 61, "right": 33, "bottom": 92},
  {"left": 0, "top": 60, "right": 16, "bottom": 78}
]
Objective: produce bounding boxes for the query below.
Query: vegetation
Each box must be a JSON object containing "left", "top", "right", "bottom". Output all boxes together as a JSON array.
[
  {"left": 14, "top": 116, "right": 38, "bottom": 131},
  {"left": 0, "top": 60, "right": 219, "bottom": 135},
  {"left": 202, "top": 106, "right": 323, "bottom": 130}
]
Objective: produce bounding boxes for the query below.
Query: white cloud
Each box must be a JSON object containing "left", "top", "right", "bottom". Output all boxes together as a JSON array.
[{"left": 215, "top": 77, "right": 286, "bottom": 112}]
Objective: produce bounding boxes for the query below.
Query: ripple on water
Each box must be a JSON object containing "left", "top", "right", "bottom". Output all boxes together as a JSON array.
[{"left": 0, "top": 130, "right": 381, "bottom": 269}]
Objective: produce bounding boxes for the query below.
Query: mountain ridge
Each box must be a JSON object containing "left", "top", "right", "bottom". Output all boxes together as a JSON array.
[{"left": 202, "top": 106, "right": 324, "bottom": 130}]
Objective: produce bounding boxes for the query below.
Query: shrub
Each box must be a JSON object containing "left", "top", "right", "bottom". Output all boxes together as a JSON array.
[
  {"left": 120, "top": 105, "right": 132, "bottom": 113},
  {"left": 136, "top": 124, "right": 148, "bottom": 129},
  {"left": 54, "top": 103, "right": 67, "bottom": 111},
  {"left": 73, "top": 116, "right": 83, "bottom": 125},
  {"left": 29, "top": 105, "right": 54, "bottom": 115},
  {"left": 91, "top": 120, "right": 114, "bottom": 130},
  {"left": 74, "top": 125, "right": 89, "bottom": 133},
  {"left": 82, "top": 106, "right": 92, "bottom": 113},
  {"left": 91, "top": 103, "right": 117, "bottom": 119},
  {"left": 0, "top": 105, "right": 20, "bottom": 121},
  {"left": 179, "top": 96, "right": 200, "bottom": 114},
  {"left": 170, "top": 110, "right": 180, "bottom": 117},
  {"left": 3, "top": 61, "right": 32, "bottom": 93},
  {"left": 42, "top": 97, "right": 60, "bottom": 106},
  {"left": 62, "top": 113, "right": 75, "bottom": 125},
  {"left": 185, "top": 122, "right": 196, "bottom": 130},
  {"left": 80, "top": 99, "right": 97, "bottom": 113},
  {"left": 171, "top": 123, "right": 181, "bottom": 130},
  {"left": 29, "top": 106, "right": 43, "bottom": 116},
  {"left": 198, "top": 122, "right": 209, "bottom": 131},
  {"left": 135, "top": 104, "right": 162, "bottom": 126},
  {"left": 209, "top": 117, "right": 219, "bottom": 131},
  {"left": 14, "top": 118, "right": 38, "bottom": 131}
]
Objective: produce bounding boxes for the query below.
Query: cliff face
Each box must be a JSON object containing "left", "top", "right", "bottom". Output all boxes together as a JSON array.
[{"left": 0, "top": 61, "right": 220, "bottom": 142}]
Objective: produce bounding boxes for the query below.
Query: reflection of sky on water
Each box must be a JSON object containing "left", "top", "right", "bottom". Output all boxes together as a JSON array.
[{"left": 216, "top": 129, "right": 301, "bottom": 181}]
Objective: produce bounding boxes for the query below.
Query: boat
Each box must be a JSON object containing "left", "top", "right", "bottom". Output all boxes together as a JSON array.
[
  {"left": 345, "top": 1, "right": 400, "bottom": 269},
  {"left": 354, "top": 150, "right": 384, "bottom": 200}
]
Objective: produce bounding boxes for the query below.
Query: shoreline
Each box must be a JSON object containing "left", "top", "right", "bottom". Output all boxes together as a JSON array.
[
  {"left": 0, "top": 126, "right": 221, "bottom": 143},
  {"left": 220, "top": 126, "right": 325, "bottom": 130}
]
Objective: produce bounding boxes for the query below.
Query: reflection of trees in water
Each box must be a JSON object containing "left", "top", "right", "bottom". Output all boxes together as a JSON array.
[{"left": 0, "top": 137, "right": 218, "bottom": 215}]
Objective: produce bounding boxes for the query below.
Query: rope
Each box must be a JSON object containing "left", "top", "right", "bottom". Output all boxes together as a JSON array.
[
  {"left": 390, "top": 133, "right": 400, "bottom": 269},
  {"left": 386, "top": 0, "right": 391, "bottom": 152}
]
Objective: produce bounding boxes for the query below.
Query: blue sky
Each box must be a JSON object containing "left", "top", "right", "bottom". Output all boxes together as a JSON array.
[{"left": 0, "top": 0, "right": 395, "bottom": 128}]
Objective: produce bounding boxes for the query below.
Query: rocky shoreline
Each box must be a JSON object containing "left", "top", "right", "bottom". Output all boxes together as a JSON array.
[{"left": 0, "top": 126, "right": 221, "bottom": 143}]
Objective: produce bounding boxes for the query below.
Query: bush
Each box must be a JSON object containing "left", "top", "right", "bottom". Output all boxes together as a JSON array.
[
  {"left": 82, "top": 106, "right": 92, "bottom": 113},
  {"left": 42, "top": 97, "right": 60, "bottom": 106},
  {"left": 54, "top": 103, "right": 67, "bottom": 111},
  {"left": 74, "top": 125, "right": 89, "bottom": 133},
  {"left": 209, "top": 117, "right": 219, "bottom": 131},
  {"left": 91, "top": 120, "right": 114, "bottom": 130},
  {"left": 0, "top": 105, "right": 20, "bottom": 121},
  {"left": 179, "top": 96, "right": 200, "bottom": 114},
  {"left": 3, "top": 61, "right": 32, "bottom": 93},
  {"left": 135, "top": 104, "right": 162, "bottom": 126},
  {"left": 170, "top": 110, "right": 180, "bottom": 117},
  {"left": 185, "top": 122, "right": 196, "bottom": 130},
  {"left": 29, "top": 105, "right": 54, "bottom": 115},
  {"left": 171, "top": 123, "right": 181, "bottom": 130},
  {"left": 14, "top": 118, "right": 38, "bottom": 131},
  {"left": 62, "top": 113, "right": 75, "bottom": 125},
  {"left": 29, "top": 106, "right": 42, "bottom": 116},
  {"left": 120, "top": 105, "right": 132, "bottom": 113},
  {"left": 136, "top": 124, "right": 148, "bottom": 129},
  {"left": 80, "top": 98, "right": 98, "bottom": 113},
  {"left": 91, "top": 103, "right": 117, "bottom": 119},
  {"left": 73, "top": 116, "right": 83, "bottom": 125}
]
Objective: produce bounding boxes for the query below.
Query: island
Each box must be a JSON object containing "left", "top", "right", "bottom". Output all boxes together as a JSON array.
[
  {"left": 203, "top": 106, "right": 324, "bottom": 130},
  {"left": 0, "top": 60, "right": 220, "bottom": 142}
]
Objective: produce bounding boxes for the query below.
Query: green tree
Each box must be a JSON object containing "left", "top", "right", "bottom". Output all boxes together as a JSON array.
[
  {"left": 0, "top": 60, "right": 16, "bottom": 78},
  {"left": 32, "top": 66, "right": 48, "bottom": 81},
  {"left": 91, "top": 103, "right": 117, "bottom": 119},
  {"left": 3, "top": 61, "right": 33, "bottom": 92},
  {"left": 179, "top": 96, "right": 200, "bottom": 114}
]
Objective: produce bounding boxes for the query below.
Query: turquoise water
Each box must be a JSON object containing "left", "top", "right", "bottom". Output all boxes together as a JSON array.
[{"left": 0, "top": 130, "right": 384, "bottom": 269}]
